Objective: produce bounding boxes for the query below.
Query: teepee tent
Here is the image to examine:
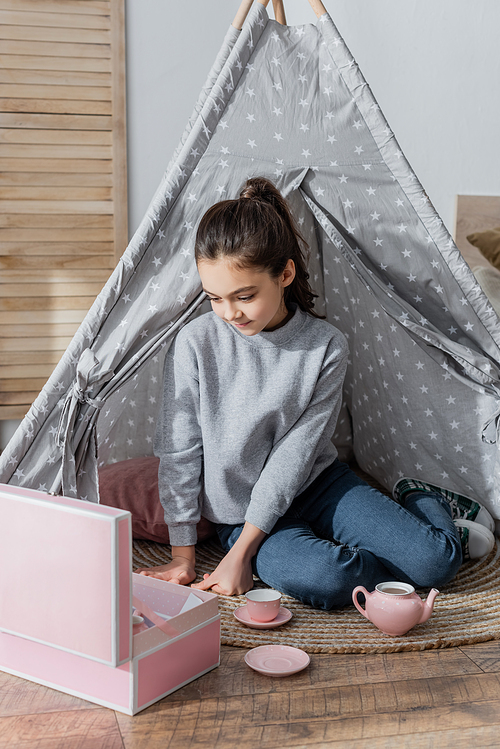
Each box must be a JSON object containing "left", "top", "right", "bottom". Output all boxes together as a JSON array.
[{"left": 2, "top": 0, "right": 500, "bottom": 519}]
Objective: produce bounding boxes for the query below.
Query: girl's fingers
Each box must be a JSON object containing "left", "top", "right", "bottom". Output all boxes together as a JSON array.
[
  {"left": 210, "top": 584, "right": 229, "bottom": 595},
  {"left": 191, "top": 576, "right": 214, "bottom": 590}
]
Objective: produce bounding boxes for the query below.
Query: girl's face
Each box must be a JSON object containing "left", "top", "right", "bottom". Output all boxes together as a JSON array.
[{"left": 197, "top": 258, "right": 295, "bottom": 336}]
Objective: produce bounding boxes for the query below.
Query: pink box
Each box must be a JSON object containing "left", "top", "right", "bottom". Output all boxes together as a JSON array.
[{"left": 0, "top": 483, "right": 220, "bottom": 714}]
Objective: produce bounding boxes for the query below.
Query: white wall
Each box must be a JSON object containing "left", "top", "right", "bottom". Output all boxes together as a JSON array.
[
  {"left": 125, "top": 0, "right": 500, "bottom": 236},
  {"left": 0, "top": 421, "right": 19, "bottom": 451}
]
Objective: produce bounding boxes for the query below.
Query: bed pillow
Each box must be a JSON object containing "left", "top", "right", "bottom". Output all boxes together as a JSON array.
[
  {"left": 473, "top": 265, "right": 500, "bottom": 319},
  {"left": 467, "top": 227, "right": 500, "bottom": 270},
  {"left": 98, "top": 456, "right": 216, "bottom": 544}
]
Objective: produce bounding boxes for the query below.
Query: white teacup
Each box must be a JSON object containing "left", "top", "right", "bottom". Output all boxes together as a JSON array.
[{"left": 245, "top": 589, "right": 281, "bottom": 622}]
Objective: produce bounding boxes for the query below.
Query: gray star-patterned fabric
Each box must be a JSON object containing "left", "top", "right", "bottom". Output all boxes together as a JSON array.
[{"left": 2, "top": 4, "right": 500, "bottom": 518}]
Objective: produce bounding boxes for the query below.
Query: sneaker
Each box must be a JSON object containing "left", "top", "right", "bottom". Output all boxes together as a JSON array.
[
  {"left": 393, "top": 478, "right": 495, "bottom": 532},
  {"left": 454, "top": 519, "right": 495, "bottom": 560}
]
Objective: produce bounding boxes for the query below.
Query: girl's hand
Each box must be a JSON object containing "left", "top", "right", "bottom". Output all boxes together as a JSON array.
[
  {"left": 192, "top": 521, "right": 266, "bottom": 596},
  {"left": 136, "top": 556, "right": 196, "bottom": 586},
  {"left": 191, "top": 548, "right": 254, "bottom": 596}
]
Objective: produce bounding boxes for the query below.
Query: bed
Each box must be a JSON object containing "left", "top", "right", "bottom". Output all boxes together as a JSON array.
[{"left": 455, "top": 195, "right": 500, "bottom": 316}]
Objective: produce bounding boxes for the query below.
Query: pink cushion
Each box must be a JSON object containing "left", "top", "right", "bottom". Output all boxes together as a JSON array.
[{"left": 98, "top": 456, "right": 216, "bottom": 544}]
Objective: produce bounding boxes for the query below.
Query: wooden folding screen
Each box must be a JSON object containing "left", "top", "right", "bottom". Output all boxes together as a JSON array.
[{"left": 0, "top": 0, "right": 127, "bottom": 420}]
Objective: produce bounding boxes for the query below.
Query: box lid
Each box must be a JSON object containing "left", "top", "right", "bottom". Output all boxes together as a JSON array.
[{"left": 0, "top": 483, "right": 132, "bottom": 667}]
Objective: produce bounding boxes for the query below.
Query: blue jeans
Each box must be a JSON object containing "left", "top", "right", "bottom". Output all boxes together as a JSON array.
[{"left": 217, "top": 460, "right": 462, "bottom": 610}]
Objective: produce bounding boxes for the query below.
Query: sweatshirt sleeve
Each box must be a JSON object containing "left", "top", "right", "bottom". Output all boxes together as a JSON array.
[
  {"left": 154, "top": 340, "right": 203, "bottom": 547},
  {"left": 244, "top": 335, "right": 349, "bottom": 533}
]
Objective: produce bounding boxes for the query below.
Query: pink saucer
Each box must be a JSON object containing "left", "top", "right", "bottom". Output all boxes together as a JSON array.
[
  {"left": 244, "top": 645, "right": 310, "bottom": 677},
  {"left": 233, "top": 605, "right": 292, "bottom": 630}
]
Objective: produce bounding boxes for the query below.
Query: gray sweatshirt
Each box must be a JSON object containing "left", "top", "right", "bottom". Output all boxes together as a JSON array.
[{"left": 155, "top": 304, "right": 349, "bottom": 546}]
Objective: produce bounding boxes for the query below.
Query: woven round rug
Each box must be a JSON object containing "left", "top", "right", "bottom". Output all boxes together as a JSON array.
[{"left": 132, "top": 536, "right": 500, "bottom": 654}]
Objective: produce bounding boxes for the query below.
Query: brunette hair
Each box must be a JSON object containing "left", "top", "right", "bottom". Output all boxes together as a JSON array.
[{"left": 194, "top": 177, "right": 324, "bottom": 318}]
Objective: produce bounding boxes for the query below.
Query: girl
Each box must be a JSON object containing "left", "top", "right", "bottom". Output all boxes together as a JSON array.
[{"left": 140, "top": 177, "right": 495, "bottom": 609}]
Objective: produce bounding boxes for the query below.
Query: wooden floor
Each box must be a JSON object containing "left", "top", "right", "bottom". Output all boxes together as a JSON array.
[{"left": 2, "top": 640, "right": 500, "bottom": 748}]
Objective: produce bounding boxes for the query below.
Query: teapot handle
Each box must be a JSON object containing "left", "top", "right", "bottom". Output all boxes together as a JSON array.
[{"left": 352, "top": 586, "right": 370, "bottom": 619}]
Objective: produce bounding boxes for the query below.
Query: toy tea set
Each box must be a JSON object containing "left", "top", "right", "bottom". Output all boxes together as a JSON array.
[
  {"left": 352, "top": 582, "right": 440, "bottom": 637},
  {"left": 0, "top": 481, "right": 441, "bottom": 701},
  {"left": 237, "top": 581, "right": 440, "bottom": 677},
  {"left": 235, "top": 589, "right": 311, "bottom": 676}
]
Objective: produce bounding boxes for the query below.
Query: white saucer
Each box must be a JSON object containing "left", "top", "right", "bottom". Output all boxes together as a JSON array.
[
  {"left": 233, "top": 605, "right": 292, "bottom": 630},
  {"left": 244, "top": 645, "right": 310, "bottom": 677}
]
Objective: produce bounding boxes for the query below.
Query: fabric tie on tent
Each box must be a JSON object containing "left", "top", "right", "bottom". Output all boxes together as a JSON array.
[
  {"left": 47, "top": 291, "right": 207, "bottom": 500},
  {"left": 1, "top": 1, "right": 500, "bottom": 519},
  {"left": 55, "top": 349, "right": 113, "bottom": 498}
]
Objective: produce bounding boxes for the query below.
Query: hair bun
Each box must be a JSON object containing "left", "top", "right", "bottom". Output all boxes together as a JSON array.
[{"left": 239, "top": 177, "right": 278, "bottom": 204}]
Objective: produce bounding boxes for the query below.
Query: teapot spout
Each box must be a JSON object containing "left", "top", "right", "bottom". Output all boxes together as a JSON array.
[{"left": 418, "top": 587, "right": 439, "bottom": 624}]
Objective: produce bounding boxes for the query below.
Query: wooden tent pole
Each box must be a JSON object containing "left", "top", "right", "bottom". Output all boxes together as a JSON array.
[
  {"left": 232, "top": 0, "right": 255, "bottom": 30},
  {"left": 308, "top": 0, "right": 327, "bottom": 18},
  {"left": 232, "top": 0, "right": 325, "bottom": 31},
  {"left": 272, "top": 0, "right": 287, "bottom": 25}
]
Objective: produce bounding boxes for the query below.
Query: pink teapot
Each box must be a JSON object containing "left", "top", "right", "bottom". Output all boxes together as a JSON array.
[{"left": 352, "top": 581, "right": 439, "bottom": 636}]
